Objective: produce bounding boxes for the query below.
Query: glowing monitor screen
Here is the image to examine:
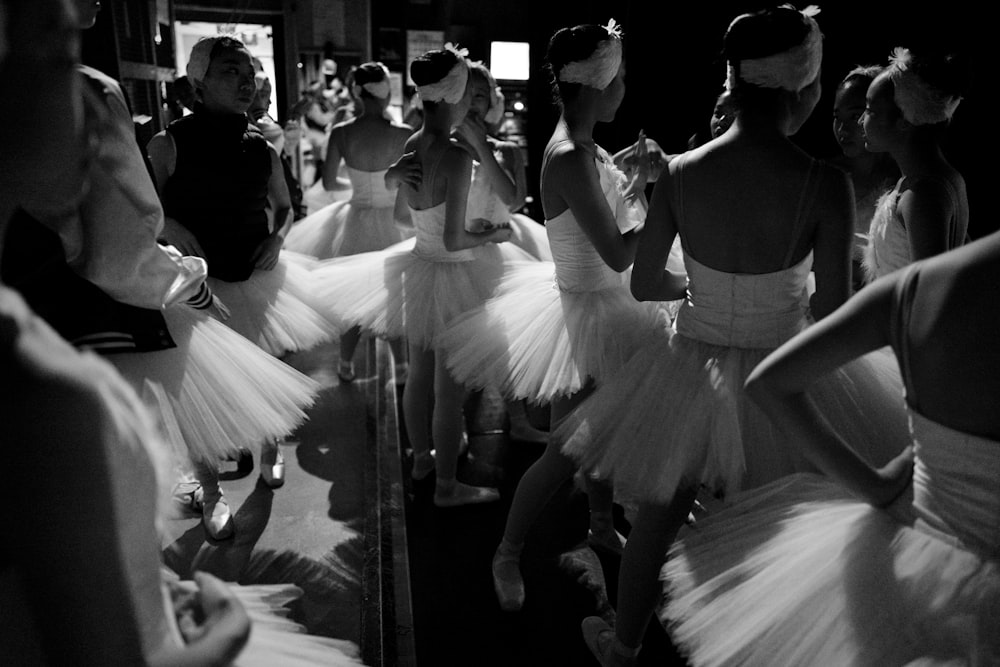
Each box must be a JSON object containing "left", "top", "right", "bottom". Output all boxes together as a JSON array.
[{"left": 490, "top": 41, "right": 530, "bottom": 80}]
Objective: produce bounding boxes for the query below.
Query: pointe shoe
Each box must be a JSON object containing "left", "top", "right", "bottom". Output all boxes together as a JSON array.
[
  {"left": 172, "top": 480, "right": 204, "bottom": 515},
  {"left": 201, "top": 488, "right": 235, "bottom": 540},
  {"left": 581, "top": 617, "right": 640, "bottom": 667},
  {"left": 338, "top": 360, "right": 356, "bottom": 383},
  {"left": 587, "top": 525, "right": 627, "bottom": 556},
  {"left": 433, "top": 481, "right": 500, "bottom": 507},
  {"left": 410, "top": 450, "right": 436, "bottom": 481},
  {"left": 492, "top": 547, "right": 525, "bottom": 611},
  {"left": 260, "top": 439, "right": 285, "bottom": 488}
]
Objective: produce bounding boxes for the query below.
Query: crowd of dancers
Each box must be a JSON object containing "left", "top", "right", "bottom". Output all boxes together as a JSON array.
[{"left": 2, "top": 0, "right": 995, "bottom": 665}]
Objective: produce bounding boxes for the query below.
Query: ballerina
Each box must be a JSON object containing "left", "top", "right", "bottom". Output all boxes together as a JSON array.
[
  {"left": 310, "top": 45, "right": 529, "bottom": 507},
  {"left": 861, "top": 47, "right": 970, "bottom": 283},
  {"left": 434, "top": 20, "right": 676, "bottom": 612},
  {"left": 663, "top": 231, "right": 1000, "bottom": 666},
  {"left": 284, "top": 61, "right": 412, "bottom": 382},
  {"left": 826, "top": 64, "right": 899, "bottom": 290},
  {"left": 554, "top": 7, "right": 909, "bottom": 664}
]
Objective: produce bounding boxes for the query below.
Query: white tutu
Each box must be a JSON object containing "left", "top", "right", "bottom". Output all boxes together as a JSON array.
[
  {"left": 303, "top": 180, "right": 352, "bottom": 216},
  {"left": 662, "top": 472, "right": 1000, "bottom": 667},
  {"left": 557, "top": 331, "right": 909, "bottom": 502},
  {"left": 311, "top": 237, "right": 535, "bottom": 350},
  {"left": 285, "top": 167, "right": 402, "bottom": 260},
  {"left": 506, "top": 213, "right": 553, "bottom": 262},
  {"left": 109, "top": 304, "right": 320, "bottom": 463},
  {"left": 207, "top": 250, "right": 338, "bottom": 357},
  {"left": 230, "top": 584, "right": 365, "bottom": 666},
  {"left": 436, "top": 261, "right": 671, "bottom": 403}
]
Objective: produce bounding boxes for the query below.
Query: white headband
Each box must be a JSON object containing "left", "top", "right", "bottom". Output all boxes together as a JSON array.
[
  {"left": 886, "top": 47, "right": 961, "bottom": 126},
  {"left": 726, "top": 5, "right": 823, "bottom": 93},
  {"left": 352, "top": 63, "right": 392, "bottom": 100},
  {"left": 417, "top": 43, "right": 470, "bottom": 104},
  {"left": 558, "top": 19, "right": 624, "bottom": 91}
]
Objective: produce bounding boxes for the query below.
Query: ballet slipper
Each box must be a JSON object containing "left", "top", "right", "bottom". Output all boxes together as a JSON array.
[
  {"left": 411, "top": 450, "right": 435, "bottom": 481},
  {"left": 581, "top": 617, "right": 640, "bottom": 667},
  {"left": 433, "top": 480, "right": 500, "bottom": 507},
  {"left": 338, "top": 360, "right": 355, "bottom": 383},
  {"left": 588, "top": 511, "right": 627, "bottom": 556},
  {"left": 492, "top": 540, "right": 525, "bottom": 611},
  {"left": 259, "top": 438, "right": 285, "bottom": 488},
  {"left": 201, "top": 487, "right": 235, "bottom": 540}
]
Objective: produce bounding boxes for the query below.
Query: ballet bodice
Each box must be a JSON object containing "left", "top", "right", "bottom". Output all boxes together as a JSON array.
[
  {"left": 410, "top": 203, "right": 475, "bottom": 262},
  {"left": 544, "top": 146, "right": 641, "bottom": 293},
  {"left": 347, "top": 167, "right": 396, "bottom": 208},
  {"left": 910, "top": 411, "right": 1000, "bottom": 559},
  {"left": 864, "top": 185, "right": 911, "bottom": 281},
  {"left": 674, "top": 252, "right": 812, "bottom": 349}
]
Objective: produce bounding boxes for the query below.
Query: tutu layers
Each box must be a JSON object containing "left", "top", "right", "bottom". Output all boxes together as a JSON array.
[
  {"left": 110, "top": 304, "right": 320, "bottom": 463},
  {"left": 207, "top": 250, "right": 338, "bottom": 357},
  {"left": 437, "top": 261, "right": 670, "bottom": 403},
  {"left": 662, "top": 471, "right": 1000, "bottom": 666}
]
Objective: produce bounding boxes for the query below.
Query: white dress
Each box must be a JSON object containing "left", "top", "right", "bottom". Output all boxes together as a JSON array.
[
  {"left": 284, "top": 166, "right": 402, "bottom": 259},
  {"left": 435, "top": 143, "right": 675, "bottom": 404},
  {"left": 661, "top": 265, "right": 1000, "bottom": 667},
  {"left": 557, "top": 158, "right": 909, "bottom": 501}
]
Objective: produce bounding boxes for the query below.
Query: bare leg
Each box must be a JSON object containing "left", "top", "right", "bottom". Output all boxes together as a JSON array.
[
  {"left": 338, "top": 325, "right": 362, "bottom": 381},
  {"left": 403, "top": 343, "right": 434, "bottom": 479},
  {"left": 614, "top": 488, "right": 698, "bottom": 649},
  {"left": 433, "top": 354, "right": 499, "bottom": 506}
]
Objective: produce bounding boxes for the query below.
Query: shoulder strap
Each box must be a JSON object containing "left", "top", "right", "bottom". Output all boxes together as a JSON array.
[
  {"left": 672, "top": 151, "right": 690, "bottom": 236},
  {"left": 781, "top": 158, "right": 820, "bottom": 269}
]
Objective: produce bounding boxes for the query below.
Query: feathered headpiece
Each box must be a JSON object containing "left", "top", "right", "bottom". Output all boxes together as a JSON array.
[
  {"left": 558, "top": 19, "right": 624, "bottom": 91},
  {"left": 886, "top": 47, "right": 962, "bottom": 125},
  {"left": 726, "top": 5, "right": 823, "bottom": 93},
  {"left": 352, "top": 62, "right": 392, "bottom": 100},
  {"left": 417, "top": 43, "right": 470, "bottom": 104}
]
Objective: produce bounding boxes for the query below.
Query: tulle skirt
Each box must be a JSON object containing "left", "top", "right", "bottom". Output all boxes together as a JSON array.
[
  {"left": 557, "top": 332, "right": 910, "bottom": 503},
  {"left": 231, "top": 584, "right": 365, "bottom": 666},
  {"left": 207, "top": 251, "right": 338, "bottom": 357},
  {"left": 109, "top": 304, "right": 320, "bottom": 463},
  {"left": 661, "top": 473, "right": 1000, "bottom": 667},
  {"left": 436, "top": 261, "right": 673, "bottom": 404},
  {"left": 507, "top": 213, "right": 553, "bottom": 262},
  {"left": 303, "top": 180, "right": 352, "bottom": 216},
  {"left": 284, "top": 201, "right": 402, "bottom": 260},
  {"left": 311, "top": 239, "right": 537, "bottom": 350}
]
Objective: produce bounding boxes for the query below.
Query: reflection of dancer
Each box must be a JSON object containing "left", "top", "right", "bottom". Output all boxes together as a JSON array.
[
  {"left": 825, "top": 65, "right": 899, "bottom": 291},
  {"left": 664, "top": 232, "right": 1000, "bottom": 667},
  {"left": 861, "top": 48, "right": 970, "bottom": 283},
  {"left": 556, "top": 8, "right": 908, "bottom": 664},
  {"left": 284, "top": 61, "right": 412, "bottom": 382},
  {"left": 435, "top": 20, "right": 673, "bottom": 613}
]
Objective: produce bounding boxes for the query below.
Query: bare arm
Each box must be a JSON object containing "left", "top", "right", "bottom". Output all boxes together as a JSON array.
[
  {"left": 630, "top": 165, "right": 687, "bottom": 301},
  {"left": 549, "top": 144, "right": 638, "bottom": 272},
  {"left": 810, "top": 167, "right": 854, "bottom": 320},
  {"left": 455, "top": 118, "right": 517, "bottom": 205},
  {"left": 744, "top": 275, "right": 914, "bottom": 506},
  {"left": 320, "top": 125, "right": 350, "bottom": 191},
  {"left": 146, "top": 132, "right": 203, "bottom": 257},
  {"left": 441, "top": 146, "right": 510, "bottom": 251},
  {"left": 900, "top": 180, "right": 955, "bottom": 262},
  {"left": 498, "top": 141, "right": 528, "bottom": 211},
  {"left": 252, "top": 144, "right": 291, "bottom": 270}
]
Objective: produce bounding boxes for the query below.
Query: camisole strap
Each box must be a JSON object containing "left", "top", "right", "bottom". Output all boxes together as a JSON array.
[
  {"left": 889, "top": 262, "right": 921, "bottom": 409},
  {"left": 781, "top": 158, "right": 820, "bottom": 269}
]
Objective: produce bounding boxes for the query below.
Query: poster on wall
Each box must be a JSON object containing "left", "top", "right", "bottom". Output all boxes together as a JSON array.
[{"left": 405, "top": 29, "right": 445, "bottom": 85}]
